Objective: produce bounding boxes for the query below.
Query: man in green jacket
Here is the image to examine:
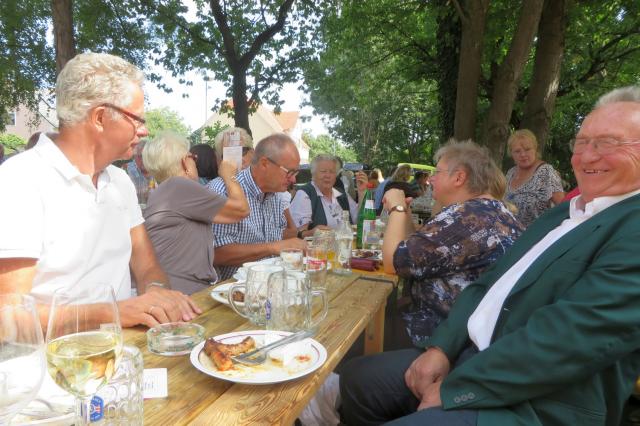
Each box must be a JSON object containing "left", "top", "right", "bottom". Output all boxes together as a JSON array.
[{"left": 340, "top": 85, "right": 640, "bottom": 426}]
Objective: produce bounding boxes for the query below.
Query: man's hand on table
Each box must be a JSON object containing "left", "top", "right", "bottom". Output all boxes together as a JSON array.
[
  {"left": 118, "top": 287, "right": 202, "bottom": 328},
  {"left": 271, "top": 237, "right": 307, "bottom": 255},
  {"left": 404, "top": 347, "right": 450, "bottom": 408}
]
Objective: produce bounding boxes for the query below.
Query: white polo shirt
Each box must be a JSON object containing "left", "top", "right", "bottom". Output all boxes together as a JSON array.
[{"left": 0, "top": 134, "right": 143, "bottom": 303}]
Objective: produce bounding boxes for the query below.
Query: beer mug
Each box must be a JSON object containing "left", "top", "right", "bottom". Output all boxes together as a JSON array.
[
  {"left": 265, "top": 271, "right": 328, "bottom": 333},
  {"left": 228, "top": 264, "right": 284, "bottom": 326}
]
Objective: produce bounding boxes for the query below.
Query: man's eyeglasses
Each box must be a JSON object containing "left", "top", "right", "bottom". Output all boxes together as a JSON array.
[
  {"left": 266, "top": 157, "right": 299, "bottom": 177},
  {"left": 187, "top": 153, "right": 198, "bottom": 161},
  {"left": 101, "top": 103, "right": 146, "bottom": 129},
  {"left": 570, "top": 137, "right": 640, "bottom": 155}
]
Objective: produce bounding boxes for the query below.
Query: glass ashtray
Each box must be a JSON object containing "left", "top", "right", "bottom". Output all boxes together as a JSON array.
[{"left": 147, "top": 322, "right": 205, "bottom": 356}]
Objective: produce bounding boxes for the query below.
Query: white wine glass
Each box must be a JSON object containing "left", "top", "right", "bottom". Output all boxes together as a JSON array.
[
  {"left": 0, "top": 293, "right": 45, "bottom": 424},
  {"left": 45, "top": 286, "right": 122, "bottom": 426}
]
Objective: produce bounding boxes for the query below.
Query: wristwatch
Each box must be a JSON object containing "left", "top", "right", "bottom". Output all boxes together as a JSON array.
[{"left": 389, "top": 205, "right": 407, "bottom": 214}]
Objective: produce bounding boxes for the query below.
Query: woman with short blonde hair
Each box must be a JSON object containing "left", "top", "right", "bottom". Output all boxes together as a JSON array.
[
  {"left": 142, "top": 131, "right": 250, "bottom": 294},
  {"left": 505, "top": 129, "right": 564, "bottom": 227}
]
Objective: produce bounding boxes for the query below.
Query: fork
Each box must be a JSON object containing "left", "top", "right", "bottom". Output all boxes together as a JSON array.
[{"left": 232, "top": 329, "right": 315, "bottom": 366}]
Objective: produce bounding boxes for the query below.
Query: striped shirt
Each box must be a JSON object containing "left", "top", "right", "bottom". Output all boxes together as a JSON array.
[{"left": 207, "top": 167, "right": 287, "bottom": 280}]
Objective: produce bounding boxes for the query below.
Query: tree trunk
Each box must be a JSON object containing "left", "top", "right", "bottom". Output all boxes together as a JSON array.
[
  {"left": 454, "top": 0, "right": 489, "bottom": 142},
  {"left": 482, "top": 0, "right": 544, "bottom": 162},
  {"left": 521, "top": 0, "right": 568, "bottom": 155},
  {"left": 231, "top": 72, "right": 251, "bottom": 135},
  {"left": 51, "top": 0, "right": 76, "bottom": 75},
  {"left": 435, "top": 0, "right": 462, "bottom": 142}
]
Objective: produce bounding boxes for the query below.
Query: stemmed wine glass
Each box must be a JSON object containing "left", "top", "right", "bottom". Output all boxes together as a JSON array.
[
  {"left": 0, "top": 294, "right": 46, "bottom": 424},
  {"left": 45, "top": 286, "right": 122, "bottom": 425}
]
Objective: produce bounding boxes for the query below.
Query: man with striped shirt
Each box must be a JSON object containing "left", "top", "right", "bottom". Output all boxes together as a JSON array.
[{"left": 208, "top": 133, "right": 306, "bottom": 280}]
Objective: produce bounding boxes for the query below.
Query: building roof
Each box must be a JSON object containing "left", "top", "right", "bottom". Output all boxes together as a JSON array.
[{"left": 273, "top": 111, "right": 299, "bottom": 132}]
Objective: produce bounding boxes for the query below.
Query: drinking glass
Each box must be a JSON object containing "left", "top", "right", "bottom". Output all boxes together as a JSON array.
[
  {"left": 314, "top": 229, "right": 336, "bottom": 270},
  {"left": 265, "top": 272, "right": 328, "bottom": 332},
  {"left": 280, "top": 249, "right": 304, "bottom": 271},
  {"left": 46, "top": 286, "right": 122, "bottom": 426},
  {"left": 229, "top": 264, "right": 284, "bottom": 326},
  {"left": 0, "top": 294, "right": 45, "bottom": 424},
  {"left": 306, "top": 242, "right": 328, "bottom": 290}
]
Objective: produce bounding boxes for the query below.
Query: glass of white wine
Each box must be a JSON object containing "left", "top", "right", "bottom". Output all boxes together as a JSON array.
[
  {"left": 0, "top": 294, "right": 46, "bottom": 424},
  {"left": 45, "top": 286, "right": 122, "bottom": 425}
]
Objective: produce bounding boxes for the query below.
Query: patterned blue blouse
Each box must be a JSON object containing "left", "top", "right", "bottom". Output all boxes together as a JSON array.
[{"left": 394, "top": 198, "right": 524, "bottom": 346}]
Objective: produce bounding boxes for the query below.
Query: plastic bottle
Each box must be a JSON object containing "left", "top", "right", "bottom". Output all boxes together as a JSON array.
[
  {"left": 356, "top": 182, "right": 376, "bottom": 249},
  {"left": 335, "top": 210, "right": 353, "bottom": 275}
]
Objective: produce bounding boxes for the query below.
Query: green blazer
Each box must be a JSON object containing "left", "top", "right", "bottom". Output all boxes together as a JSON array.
[{"left": 429, "top": 194, "right": 640, "bottom": 426}]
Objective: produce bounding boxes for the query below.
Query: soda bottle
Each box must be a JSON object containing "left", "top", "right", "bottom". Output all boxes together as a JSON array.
[
  {"left": 356, "top": 182, "right": 376, "bottom": 249},
  {"left": 335, "top": 210, "right": 353, "bottom": 275}
]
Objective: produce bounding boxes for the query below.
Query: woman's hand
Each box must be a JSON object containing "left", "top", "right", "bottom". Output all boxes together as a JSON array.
[
  {"left": 218, "top": 160, "right": 238, "bottom": 181},
  {"left": 355, "top": 171, "right": 368, "bottom": 193},
  {"left": 382, "top": 188, "right": 407, "bottom": 212}
]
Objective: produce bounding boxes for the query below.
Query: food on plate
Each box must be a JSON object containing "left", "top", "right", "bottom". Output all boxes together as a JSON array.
[
  {"left": 352, "top": 249, "right": 381, "bottom": 259},
  {"left": 204, "top": 336, "right": 256, "bottom": 371},
  {"left": 216, "top": 289, "right": 245, "bottom": 303}
]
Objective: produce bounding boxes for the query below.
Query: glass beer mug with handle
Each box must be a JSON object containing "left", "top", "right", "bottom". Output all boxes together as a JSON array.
[
  {"left": 0, "top": 294, "right": 46, "bottom": 425},
  {"left": 228, "top": 264, "right": 285, "bottom": 326},
  {"left": 45, "top": 286, "right": 122, "bottom": 426},
  {"left": 265, "top": 271, "right": 328, "bottom": 333}
]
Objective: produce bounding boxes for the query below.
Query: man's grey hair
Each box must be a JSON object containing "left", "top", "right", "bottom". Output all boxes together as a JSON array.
[
  {"left": 434, "top": 139, "right": 502, "bottom": 196},
  {"left": 142, "top": 131, "right": 190, "bottom": 184},
  {"left": 310, "top": 154, "right": 340, "bottom": 175},
  {"left": 213, "top": 127, "right": 253, "bottom": 158},
  {"left": 252, "top": 133, "right": 296, "bottom": 164},
  {"left": 595, "top": 86, "right": 640, "bottom": 107},
  {"left": 56, "top": 52, "right": 144, "bottom": 126}
]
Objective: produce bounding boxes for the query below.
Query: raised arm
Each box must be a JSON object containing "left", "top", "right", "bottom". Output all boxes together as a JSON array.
[{"left": 213, "top": 160, "right": 250, "bottom": 224}]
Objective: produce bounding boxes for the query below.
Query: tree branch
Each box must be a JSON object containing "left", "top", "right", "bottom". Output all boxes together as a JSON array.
[
  {"left": 240, "top": 0, "right": 295, "bottom": 69},
  {"left": 210, "top": 0, "right": 239, "bottom": 67}
]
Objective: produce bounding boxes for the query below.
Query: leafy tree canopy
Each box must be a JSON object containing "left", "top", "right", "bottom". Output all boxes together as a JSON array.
[
  {"left": 144, "top": 107, "right": 191, "bottom": 139},
  {"left": 303, "top": 132, "right": 357, "bottom": 163}
]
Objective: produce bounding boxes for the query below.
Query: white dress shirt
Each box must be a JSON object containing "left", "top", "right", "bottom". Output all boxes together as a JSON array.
[{"left": 468, "top": 189, "right": 640, "bottom": 350}]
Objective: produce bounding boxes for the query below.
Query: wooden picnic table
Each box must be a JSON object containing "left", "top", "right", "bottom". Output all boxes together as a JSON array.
[{"left": 124, "top": 269, "right": 397, "bottom": 425}]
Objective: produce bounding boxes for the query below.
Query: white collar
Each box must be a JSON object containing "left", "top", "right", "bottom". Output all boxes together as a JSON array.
[
  {"left": 569, "top": 188, "right": 640, "bottom": 219},
  {"left": 35, "top": 133, "right": 112, "bottom": 185},
  {"left": 311, "top": 181, "right": 341, "bottom": 201}
]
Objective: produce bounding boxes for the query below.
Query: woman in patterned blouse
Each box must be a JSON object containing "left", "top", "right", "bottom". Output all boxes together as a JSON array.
[
  {"left": 505, "top": 129, "right": 565, "bottom": 227},
  {"left": 382, "top": 140, "right": 524, "bottom": 346}
]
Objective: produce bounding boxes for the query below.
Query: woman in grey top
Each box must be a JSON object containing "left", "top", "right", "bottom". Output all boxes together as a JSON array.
[{"left": 142, "top": 132, "right": 250, "bottom": 294}]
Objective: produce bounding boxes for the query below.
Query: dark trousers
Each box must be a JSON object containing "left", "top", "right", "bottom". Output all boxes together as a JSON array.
[{"left": 340, "top": 348, "right": 478, "bottom": 426}]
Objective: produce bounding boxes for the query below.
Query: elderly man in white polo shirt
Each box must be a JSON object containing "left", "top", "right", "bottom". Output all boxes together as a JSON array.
[{"left": 0, "top": 52, "right": 200, "bottom": 327}]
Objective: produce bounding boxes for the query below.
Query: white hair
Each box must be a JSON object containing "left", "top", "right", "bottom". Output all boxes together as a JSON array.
[
  {"left": 595, "top": 86, "right": 640, "bottom": 107},
  {"left": 213, "top": 127, "right": 253, "bottom": 158},
  {"left": 56, "top": 52, "right": 144, "bottom": 126},
  {"left": 310, "top": 154, "right": 340, "bottom": 175},
  {"left": 142, "top": 131, "right": 190, "bottom": 183}
]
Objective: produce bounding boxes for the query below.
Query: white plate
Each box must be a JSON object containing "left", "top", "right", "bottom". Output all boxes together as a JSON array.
[
  {"left": 210, "top": 283, "right": 245, "bottom": 307},
  {"left": 190, "top": 330, "right": 327, "bottom": 385}
]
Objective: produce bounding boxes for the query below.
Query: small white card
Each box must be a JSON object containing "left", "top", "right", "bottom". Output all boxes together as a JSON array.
[
  {"left": 223, "top": 145, "right": 243, "bottom": 170},
  {"left": 143, "top": 368, "right": 168, "bottom": 399}
]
